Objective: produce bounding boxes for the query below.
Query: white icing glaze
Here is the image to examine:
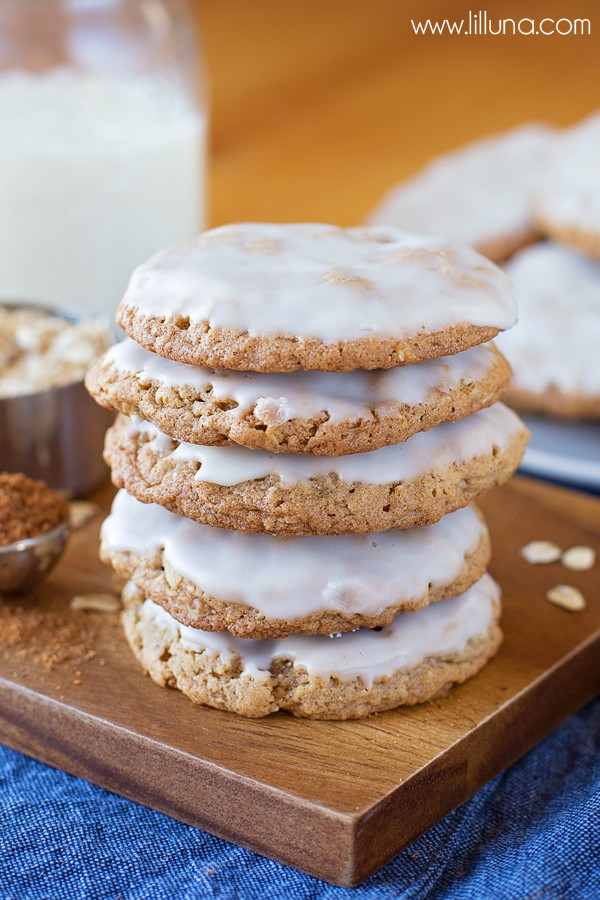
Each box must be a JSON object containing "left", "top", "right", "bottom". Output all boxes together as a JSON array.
[
  {"left": 136, "top": 574, "right": 499, "bottom": 686},
  {"left": 120, "top": 223, "right": 517, "bottom": 340},
  {"left": 536, "top": 112, "right": 600, "bottom": 234},
  {"left": 126, "top": 402, "right": 523, "bottom": 486},
  {"left": 103, "top": 490, "right": 487, "bottom": 619},
  {"left": 104, "top": 337, "right": 501, "bottom": 422},
  {"left": 368, "top": 124, "right": 556, "bottom": 248},
  {"left": 496, "top": 242, "right": 600, "bottom": 396}
]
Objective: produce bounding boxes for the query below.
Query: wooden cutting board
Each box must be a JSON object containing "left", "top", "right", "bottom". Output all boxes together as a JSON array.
[{"left": 1, "top": 475, "right": 599, "bottom": 887}]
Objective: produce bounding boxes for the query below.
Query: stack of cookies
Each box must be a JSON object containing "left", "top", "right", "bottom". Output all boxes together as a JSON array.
[
  {"left": 496, "top": 112, "right": 600, "bottom": 420},
  {"left": 366, "top": 115, "right": 600, "bottom": 421},
  {"left": 86, "top": 223, "right": 529, "bottom": 719}
]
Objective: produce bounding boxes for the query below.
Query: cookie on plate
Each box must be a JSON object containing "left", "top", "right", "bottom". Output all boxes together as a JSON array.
[
  {"left": 366, "top": 124, "right": 556, "bottom": 262},
  {"left": 121, "top": 574, "right": 503, "bottom": 719},
  {"left": 86, "top": 338, "right": 511, "bottom": 455},
  {"left": 116, "top": 223, "right": 517, "bottom": 372},
  {"left": 496, "top": 242, "right": 600, "bottom": 418},
  {"left": 104, "top": 404, "right": 529, "bottom": 535},
  {"left": 534, "top": 112, "right": 600, "bottom": 259},
  {"left": 102, "top": 490, "right": 491, "bottom": 637}
]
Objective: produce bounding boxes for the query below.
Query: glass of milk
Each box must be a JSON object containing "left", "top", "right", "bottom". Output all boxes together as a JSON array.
[{"left": 0, "top": 0, "right": 207, "bottom": 317}]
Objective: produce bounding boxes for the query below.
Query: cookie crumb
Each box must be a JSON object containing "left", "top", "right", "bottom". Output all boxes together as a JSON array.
[
  {"left": 561, "top": 546, "right": 596, "bottom": 572},
  {"left": 520, "top": 540, "right": 562, "bottom": 565},
  {"left": 69, "top": 501, "right": 99, "bottom": 530},
  {"left": 70, "top": 593, "right": 121, "bottom": 613},
  {"left": 546, "top": 584, "right": 586, "bottom": 612}
]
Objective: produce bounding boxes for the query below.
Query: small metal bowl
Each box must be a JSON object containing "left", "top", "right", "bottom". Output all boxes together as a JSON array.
[
  {"left": 0, "top": 301, "right": 115, "bottom": 498},
  {"left": 0, "top": 519, "right": 70, "bottom": 595}
]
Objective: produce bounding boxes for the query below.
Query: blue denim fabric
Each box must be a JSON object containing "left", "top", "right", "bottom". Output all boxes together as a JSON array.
[{"left": 1, "top": 695, "right": 599, "bottom": 900}]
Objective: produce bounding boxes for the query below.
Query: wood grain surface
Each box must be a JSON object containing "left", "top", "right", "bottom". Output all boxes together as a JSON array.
[{"left": 1, "top": 476, "right": 599, "bottom": 885}]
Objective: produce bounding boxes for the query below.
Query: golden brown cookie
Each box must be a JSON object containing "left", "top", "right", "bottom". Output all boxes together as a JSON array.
[
  {"left": 534, "top": 113, "right": 600, "bottom": 260},
  {"left": 101, "top": 489, "right": 491, "bottom": 638},
  {"left": 86, "top": 338, "right": 511, "bottom": 454},
  {"left": 116, "top": 223, "right": 517, "bottom": 372},
  {"left": 104, "top": 405, "right": 529, "bottom": 536},
  {"left": 121, "top": 574, "right": 503, "bottom": 719},
  {"left": 495, "top": 242, "right": 600, "bottom": 419}
]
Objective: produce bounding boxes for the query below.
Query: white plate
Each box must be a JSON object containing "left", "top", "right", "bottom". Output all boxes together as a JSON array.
[{"left": 519, "top": 417, "right": 600, "bottom": 491}]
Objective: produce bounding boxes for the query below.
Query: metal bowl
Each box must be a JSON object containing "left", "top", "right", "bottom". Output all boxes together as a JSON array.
[
  {"left": 0, "top": 301, "right": 115, "bottom": 498},
  {"left": 0, "top": 519, "right": 70, "bottom": 595}
]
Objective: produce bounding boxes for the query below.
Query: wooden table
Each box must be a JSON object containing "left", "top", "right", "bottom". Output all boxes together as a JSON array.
[
  {"left": 2, "top": 476, "right": 600, "bottom": 885},
  {"left": 191, "top": 0, "right": 600, "bottom": 228}
]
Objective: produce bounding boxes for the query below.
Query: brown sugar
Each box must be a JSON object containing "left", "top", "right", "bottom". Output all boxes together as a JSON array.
[
  {"left": 0, "top": 472, "right": 69, "bottom": 544},
  {"left": 0, "top": 604, "right": 96, "bottom": 672}
]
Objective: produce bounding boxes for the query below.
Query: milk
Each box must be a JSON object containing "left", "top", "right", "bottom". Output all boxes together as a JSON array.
[{"left": 0, "top": 69, "right": 206, "bottom": 316}]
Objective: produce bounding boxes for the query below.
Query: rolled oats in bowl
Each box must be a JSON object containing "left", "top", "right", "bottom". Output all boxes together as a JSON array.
[
  {"left": 0, "top": 303, "right": 116, "bottom": 497},
  {"left": 0, "top": 306, "right": 113, "bottom": 397}
]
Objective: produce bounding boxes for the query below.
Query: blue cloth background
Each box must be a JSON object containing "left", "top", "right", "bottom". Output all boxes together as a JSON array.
[{"left": 1, "top": 696, "right": 599, "bottom": 900}]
